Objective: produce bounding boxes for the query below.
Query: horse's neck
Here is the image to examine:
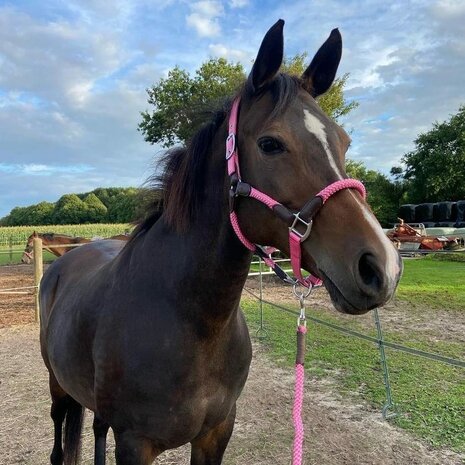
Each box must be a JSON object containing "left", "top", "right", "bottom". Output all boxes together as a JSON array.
[{"left": 126, "top": 137, "right": 253, "bottom": 318}]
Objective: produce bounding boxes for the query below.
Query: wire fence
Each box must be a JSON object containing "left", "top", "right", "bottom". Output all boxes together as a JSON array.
[
  {"left": 1, "top": 241, "right": 464, "bottom": 442},
  {"left": 244, "top": 255, "right": 465, "bottom": 422}
]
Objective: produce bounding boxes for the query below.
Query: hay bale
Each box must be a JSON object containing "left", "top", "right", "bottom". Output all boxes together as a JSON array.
[
  {"left": 437, "top": 202, "right": 457, "bottom": 222},
  {"left": 415, "top": 203, "right": 435, "bottom": 222},
  {"left": 398, "top": 204, "right": 416, "bottom": 222},
  {"left": 456, "top": 201, "right": 465, "bottom": 222}
]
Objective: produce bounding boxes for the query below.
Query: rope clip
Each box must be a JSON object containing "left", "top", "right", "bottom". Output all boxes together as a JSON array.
[{"left": 293, "top": 282, "right": 311, "bottom": 327}]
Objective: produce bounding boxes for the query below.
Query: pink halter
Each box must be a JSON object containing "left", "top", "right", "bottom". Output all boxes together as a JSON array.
[{"left": 226, "top": 97, "right": 366, "bottom": 288}]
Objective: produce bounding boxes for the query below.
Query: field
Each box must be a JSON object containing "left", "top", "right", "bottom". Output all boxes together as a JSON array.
[
  {"left": 0, "top": 224, "right": 132, "bottom": 265},
  {"left": 0, "top": 224, "right": 131, "bottom": 245},
  {"left": 0, "top": 257, "right": 464, "bottom": 464}
]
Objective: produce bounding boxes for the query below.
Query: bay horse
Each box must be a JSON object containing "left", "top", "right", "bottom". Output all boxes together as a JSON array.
[
  {"left": 39, "top": 20, "right": 401, "bottom": 465},
  {"left": 21, "top": 232, "right": 91, "bottom": 263},
  {"left": 21, "top": 232, "right": 129, "bottom": 263}
]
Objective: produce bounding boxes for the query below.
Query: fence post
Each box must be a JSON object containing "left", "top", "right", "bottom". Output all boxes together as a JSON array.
[
  {"left": 255, "top": 257, "right": 268, "bottom": 339},
  {"left": 33, "top": 237, "right": 43, "bottom": 324},
  {"left": 373, "top": 308, "right": 396, "bottom": 419},
  {"left": 9, "top": 236, "right": 13, "bottom": 264}
]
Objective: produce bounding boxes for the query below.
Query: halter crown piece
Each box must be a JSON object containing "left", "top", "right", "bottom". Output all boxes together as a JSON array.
[{"left": 226, "top": 97, "right": 366, "bottom": 288}]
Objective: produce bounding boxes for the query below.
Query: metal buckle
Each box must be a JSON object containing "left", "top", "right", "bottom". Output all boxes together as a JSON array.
[
  {"left": 226, "top": 133, "right": 235, "bottom": 159},
  {"left": 289, "top": 212, "right": 313, "bottom": 241}
]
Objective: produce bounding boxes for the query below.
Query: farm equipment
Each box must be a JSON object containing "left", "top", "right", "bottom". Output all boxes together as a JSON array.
[{"left": 387, "top": 218, "right": 465, "bottom": 252}]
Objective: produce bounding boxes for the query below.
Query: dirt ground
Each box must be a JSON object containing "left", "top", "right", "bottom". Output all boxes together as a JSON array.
[{"left": 1, "top": 266, "right": 464, "bottom": 465}]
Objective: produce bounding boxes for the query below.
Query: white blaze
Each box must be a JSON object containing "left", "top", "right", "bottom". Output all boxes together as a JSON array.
[
  {"left": 303, "top": 109, "right": 343, "bottom": 179},
  {"left": 349, "top": 191, "right": 401, "bottom": 285}
]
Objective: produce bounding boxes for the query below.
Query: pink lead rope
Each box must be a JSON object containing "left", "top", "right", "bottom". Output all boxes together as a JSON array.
[
  {"left": 226, "top": 96, "right": 367, "bottom": 464},
  {"left": 293, "top": 323, "right": 307, "bottom": 465}
]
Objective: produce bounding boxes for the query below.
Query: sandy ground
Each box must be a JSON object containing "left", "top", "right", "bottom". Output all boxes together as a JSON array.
[{"left": 0, "top": 266, "right": 464, "bottom": 465}]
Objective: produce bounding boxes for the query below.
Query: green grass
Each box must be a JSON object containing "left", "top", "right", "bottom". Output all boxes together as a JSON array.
[
  {"left": 242, "top": 300, "right": 465, "bottom": 452},
  {"left": 242, "top": 255, "right": 465, "bottom": 453},
  {"left": 396, "top": 256, "right": 465, "bottom": 310}
]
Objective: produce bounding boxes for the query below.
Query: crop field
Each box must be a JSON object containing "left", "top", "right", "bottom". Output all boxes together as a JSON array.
[
  {"left": 0, "top": 224, "right": 132, "bottom": 265},
  {"left": 0, "top": 224, "right": 132, "bottom": 246}
]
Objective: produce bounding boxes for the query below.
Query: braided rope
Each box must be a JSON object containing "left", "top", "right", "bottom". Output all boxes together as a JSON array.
[
  {"left": 293, "top": 325, "right": 307, "bottom": 465},
  {"left": 317, "top": 178, "right": 366, "bottom": 203}
]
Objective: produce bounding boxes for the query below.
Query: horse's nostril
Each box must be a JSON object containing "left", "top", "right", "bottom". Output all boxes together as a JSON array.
[{"left": 358, "top": 253, "right": 383, "bottom": 294}]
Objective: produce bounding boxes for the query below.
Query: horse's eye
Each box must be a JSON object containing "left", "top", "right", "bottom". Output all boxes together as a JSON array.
[{"left": 258, "top": 137, "right": 285, "bottom": 155}]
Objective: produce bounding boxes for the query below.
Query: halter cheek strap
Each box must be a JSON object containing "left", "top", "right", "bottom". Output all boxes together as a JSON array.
[{"left": 226, "top": 97, "right": 366, "bottom": 288}]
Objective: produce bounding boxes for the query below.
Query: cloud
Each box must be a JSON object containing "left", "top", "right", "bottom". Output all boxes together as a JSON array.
[
  {"left": 186, "top": 1, "right": 224, "bottom": 37},
  {"left": 0, "top": 163, "right": 93, "bottom": 176},
  {"left": 1, "top": 0, "right": 465, "bottom": 218},
  {"left": 230, "top": 0, "right": 249, "bottom": 7},
  {"left": 208, "top": 43, "right": 250, "bottom": 62}
]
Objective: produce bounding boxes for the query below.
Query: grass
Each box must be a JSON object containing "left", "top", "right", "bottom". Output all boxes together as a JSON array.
[
  {"left": 241, "top": 255, "right": 465, "bottom": 453},
  {"left": 0, "top": 246, "right": 57, "bottom": 266},
  {"left": 396, "top": 255, "right": 465, "bottom": 311}
]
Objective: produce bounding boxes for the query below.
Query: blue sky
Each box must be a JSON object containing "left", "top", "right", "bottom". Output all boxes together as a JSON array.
[{"left": 1, "top": 0, "right": 464, "bottom": 218}]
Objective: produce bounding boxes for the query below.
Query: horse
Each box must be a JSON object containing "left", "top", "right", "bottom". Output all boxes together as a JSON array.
[
  {"left": 39, "top": 20, "right": 402, "bottom": 465},
  {"left": 21, "top": 231, "right": 130, "bottom": 263},
  {"left": 21, "top": 232, "right": 91, "bottom": 263}
]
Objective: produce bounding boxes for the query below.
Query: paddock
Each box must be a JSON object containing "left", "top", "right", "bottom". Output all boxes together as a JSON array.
[{"left": 0, "top": 264, "right": 464, "bottom": 464}]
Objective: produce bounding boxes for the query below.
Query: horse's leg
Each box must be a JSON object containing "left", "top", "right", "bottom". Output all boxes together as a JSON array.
[
  {"left": 114, "top": 430, "right": 160, "bottom": 465},
  {"left": 190, "top": 404, "right": 237, "bottom": 465},
  {"left": 93, "top": 414, "right": 110, "bottom": 465},
  {"left": 48, "top": 374, "right": 68, "bottom": 465}
]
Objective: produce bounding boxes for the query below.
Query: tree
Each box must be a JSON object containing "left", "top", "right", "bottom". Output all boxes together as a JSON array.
[
  {"left": 83, "top": 193, "right": 107, "bottom": 223},
  {"left": 346, "top": 160, "right": 403, "bottom": 226},
  {"left": 139, "top": 55, "right": 358, "bottom": 147},
  {"left": 107, "top": 189, "right": 139, "bottom": 223},
  {"left": 398, "top": 106, "right": 465, "bottom": 203},
  {"left": 52, "top": 194, "right": 88, "bottom": 224},
  {"left": 139, "top": 59, "right": 245, "bottom": 147},
  {"left": 281, "top": 54, "right": 358, "bottom": 120}
]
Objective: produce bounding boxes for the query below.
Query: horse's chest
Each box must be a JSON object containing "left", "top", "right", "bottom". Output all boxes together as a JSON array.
[{"left": 96, "top": 327, "right": 251, "bottom": 446}]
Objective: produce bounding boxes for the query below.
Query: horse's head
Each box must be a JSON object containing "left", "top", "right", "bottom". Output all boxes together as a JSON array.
[
  {"left": 234, "top": 20, "right": 402, "bottom": 314},
  {"left": 21, "top": 231, "right": 38, "bottom": 264}
]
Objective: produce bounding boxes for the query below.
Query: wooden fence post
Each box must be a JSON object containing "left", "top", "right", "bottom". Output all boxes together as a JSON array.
[{"left": 33, "top": 237, "right": 43, "bottom": 324}]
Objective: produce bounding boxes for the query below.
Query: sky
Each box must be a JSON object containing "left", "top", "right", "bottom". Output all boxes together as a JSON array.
[{"left": 1, "top": 0, "right": 464, "bottom": 218}]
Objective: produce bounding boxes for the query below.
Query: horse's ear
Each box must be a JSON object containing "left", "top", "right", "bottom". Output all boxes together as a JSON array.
[
  {"left": 302, "top": 28, "right": 342, "bottom": 98},
  {"left": 248, "top": 19, "right": 284, "bottom": 93},
  {"left": 33, "top": 231, "right": 37, "bottom": 237}
]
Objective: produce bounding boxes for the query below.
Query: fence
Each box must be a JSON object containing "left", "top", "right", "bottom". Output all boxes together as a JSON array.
[
  {"left": 245, "top": 255, "right": 465, "bottom": 426},
  {"left": 0, "top": 238, "right": 44, "bottom": 322},
  {"left": 1, "top": 240, "right": 464, "bottom": 439}
]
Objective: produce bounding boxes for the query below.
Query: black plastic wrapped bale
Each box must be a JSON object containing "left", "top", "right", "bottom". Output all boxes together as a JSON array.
[
  {"left": 415, "top": 203, "right": 435, "bottom": 222},
  {"left": 398, "top": 204, "right": 416, "bottom": 222},
  {"left": 457, "top": 201, "right": 465, "bottom": 222},
  {"left": 435, "top": 222, "right": 456, "bottom": 228},
  {"left": 432, "top": 203, "right": 440, "bottom": 222},
  {"left": 422, "top": 222, "right": 436, "bottom": 227},
  {"left": 455, "top": 222, "right": 465, "bottom": 228},
  {"left": 437, "top": 202, "right": 457, "bottom": 222}
]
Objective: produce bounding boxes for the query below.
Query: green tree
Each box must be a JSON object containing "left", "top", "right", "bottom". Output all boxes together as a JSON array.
[
  {"left": 282, "top": 54, "right": 358, "bottom": 120},
  {"left": 139, "top": 55, "right": 358, "bottom": 147},
  {"left": 107, "top": 189, "right": 140, "bottom": 223},
  {"left": 139, "top": 59, "right": 245, "bottom": 147},
  {"left": 399, "top": 106, "right": 465, "bottom": 203},
  {"left": 346, "top": 160, "right": 403, "bottom": 226},
  {"left": 52, "top": 194, "right": 88, "bottom": 224},
  {"left": 83, "top": 193, "right": 107, "bottom": 223}
]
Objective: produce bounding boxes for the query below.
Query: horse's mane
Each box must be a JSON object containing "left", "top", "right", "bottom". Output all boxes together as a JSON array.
[{"left": 132, "top": 73, "right": 302, "bottom": 237}]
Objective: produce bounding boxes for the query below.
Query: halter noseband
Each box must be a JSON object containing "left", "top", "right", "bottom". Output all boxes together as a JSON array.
[{"left": 226, "top": 97, "right": 366, "bottom": 288}]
